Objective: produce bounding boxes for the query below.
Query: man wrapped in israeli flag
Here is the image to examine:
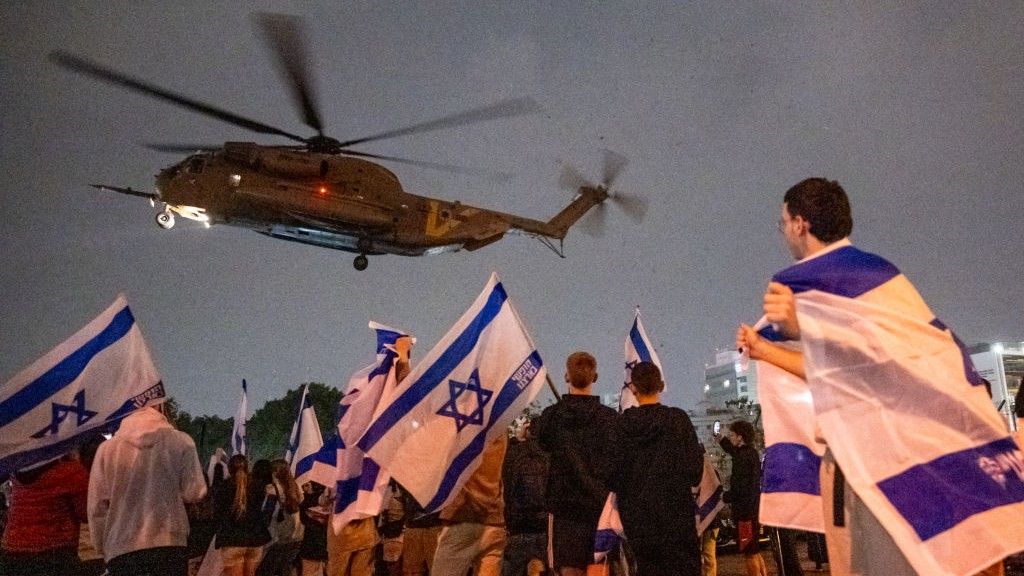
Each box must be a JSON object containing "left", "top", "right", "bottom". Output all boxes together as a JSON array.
[
  {"left": 0, "top": 295, "right": 165, "bottom": 476},
  {"left": 358, "top": 272, "right": 547, "bottom": 514},
  {"left": 737, "top": 178, "right": 1024, "bottom": 576}
]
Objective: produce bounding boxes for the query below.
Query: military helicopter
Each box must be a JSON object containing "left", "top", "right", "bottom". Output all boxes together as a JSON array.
[{"left": 51, "top": 14, "right": 645, "bottom": 270}]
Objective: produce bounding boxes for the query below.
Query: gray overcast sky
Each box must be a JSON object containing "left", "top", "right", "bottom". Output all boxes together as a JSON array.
[{"left": 2, "top": 2, "right": 1022, "bottom": 418}]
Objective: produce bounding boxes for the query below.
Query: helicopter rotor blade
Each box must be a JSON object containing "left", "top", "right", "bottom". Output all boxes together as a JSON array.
[
  {"left": 335, "top": 97, "right": 542, "bottom": 149},
  {"left": 558, "top": 165, "right": 592, "bottom": 192},
  {"left": 601, "top": 149, "right": 629, "bottom": 188},
  {"left": 610, "top": 192, "right": 648, "bottom": 224},
  {"left": 144, "top": 143, "right": 221, "bottom": 153},
  {"left": 342, "top": 149, "right": 513, "bottom": 181},
  {"left": 254, "top": 12, "right": 324, "bottom": 136},
  {"left": 49, "top": 51, "right": 309, "bottom": 144}
]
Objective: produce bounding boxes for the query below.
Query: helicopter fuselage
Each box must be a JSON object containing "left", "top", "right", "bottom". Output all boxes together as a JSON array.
[{"left": 154, "top": 143, "right": 534, "bottom": 257}]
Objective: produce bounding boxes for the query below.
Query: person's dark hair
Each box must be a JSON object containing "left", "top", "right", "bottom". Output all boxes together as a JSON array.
[
  {"left": 783, "top": 178, "right": 853, "bottom": 242},
  {"left": 1015, "top": 383, "right": 1024, "bottom": 419},
  {"left": 251, "top": 458, "right": 273, "bottom": 488},
  {"left": 629, "top": 361, "right": 665, "bottom": 396},
  {"left": 270, "top": 458, "right": 302, "bottom": 514},
  {"left": 730, "top": 420, "right": 756, "bottom": 446},
  {"left": 566, "top": 351, "right": 597, "bottom": 389}
]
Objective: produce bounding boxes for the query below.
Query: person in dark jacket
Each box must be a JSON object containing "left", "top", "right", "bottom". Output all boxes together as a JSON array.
[
  {"left": 501, "top": 417, "right": 550, "bottom": 576},
  {"left": 719, "top": 421, "right": 767, "bottom": 576},
  {"left": 534, "top": 351, "right": 617, "bottom": 576},
  {"left": 609, "top": 361, "right": 704, "bottom": 576}
]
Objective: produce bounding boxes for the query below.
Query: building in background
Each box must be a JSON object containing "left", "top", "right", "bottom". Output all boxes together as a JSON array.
[{"left": 970, "top": 341, "right": 1024, "bottom": 430}]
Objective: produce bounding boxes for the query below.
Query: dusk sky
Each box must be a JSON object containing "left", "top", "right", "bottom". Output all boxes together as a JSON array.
[{"left": 2, "top": 2, "right": 1022, "bottom": 418}]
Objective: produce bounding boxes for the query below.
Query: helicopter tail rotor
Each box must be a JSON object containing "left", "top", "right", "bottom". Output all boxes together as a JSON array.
[{"left": 558, "top": 150, "right": 644, "bottom": 236}]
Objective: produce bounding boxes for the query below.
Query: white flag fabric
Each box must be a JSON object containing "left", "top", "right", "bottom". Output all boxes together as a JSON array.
[
  {"left": 620, "top": 310, "right": 663, "bottom": 411},
  {"left": 287, "top": 384, "right": 325, "bottom": 486},
  {"left": 593, "top": 493, "right": 625, "bottom": 562},
  {"left": 754, "top": 325, "right": 826, "bottom": 532},
  {"left": 358, "top": 272, "right": 546, "bottom": 513},
  {"left": 304, "top": 434, "right": 340, "bottom": 489},
  {"left": 232, "top": 379, "right": 248, "bottom": 456},
  {"left": 0, "top": 295, "right": 164, "bottom": 476},
  {"left": 695, "top": 455, "right": 725, "bottom": 535},
  {"left": 332, "top": 322, "right": 410, "bottom": 532},
  {"left": 775, "top": 243, "right": 1024, "bottom": 576}
]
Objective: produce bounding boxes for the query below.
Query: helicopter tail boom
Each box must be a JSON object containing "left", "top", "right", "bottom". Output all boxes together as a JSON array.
[{"left": 510, "top": 186, "right": 608, "bottom": 239}]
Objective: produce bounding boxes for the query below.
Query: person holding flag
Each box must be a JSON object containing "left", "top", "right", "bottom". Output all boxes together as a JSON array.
[
  {"left": 736, "top": 178, "right": 1024, "bottom": 576},
  {"left": 357, "top": 273, "right": 547, "bottom": 574},
  {"left": 328, "top": 323, "right": 412, "bottom": 576}
]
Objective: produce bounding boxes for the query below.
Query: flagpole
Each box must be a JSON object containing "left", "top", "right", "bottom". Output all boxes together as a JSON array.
[{"left": 546, "top": 374, "right": 561, "bottom": 401}]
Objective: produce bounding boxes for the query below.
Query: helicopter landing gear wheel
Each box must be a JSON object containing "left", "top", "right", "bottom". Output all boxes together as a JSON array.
[
  {"left": 353, "top": 254, "right": 368, "bottom": 271},
  {"left": 156, "top": 209, "right": 175, "bottom": 229}
]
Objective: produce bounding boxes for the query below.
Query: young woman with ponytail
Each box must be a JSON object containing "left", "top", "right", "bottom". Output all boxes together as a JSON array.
[{"left": 213, "top": 454, "right": 271, "bottom": 576}]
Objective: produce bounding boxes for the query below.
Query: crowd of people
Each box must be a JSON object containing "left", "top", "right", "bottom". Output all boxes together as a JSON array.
[{"left": 2, "top": 177, "right": 1021, "bottom": 576}]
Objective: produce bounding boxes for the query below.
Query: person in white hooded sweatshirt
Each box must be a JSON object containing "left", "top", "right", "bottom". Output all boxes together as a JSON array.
[{"left": 88, "top": 403, "right": 207, "bottom": 576}]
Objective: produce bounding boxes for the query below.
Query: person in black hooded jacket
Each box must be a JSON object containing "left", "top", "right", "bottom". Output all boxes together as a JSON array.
[
  {"left": 609, "top": 361, "right": 704, "bottom": 576},
  {"left": 534, "top": 351, "right": 617, "bottom": 576}
]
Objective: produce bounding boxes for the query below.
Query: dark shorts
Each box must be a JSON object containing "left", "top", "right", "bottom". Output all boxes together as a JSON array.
[
  {"left": 737, "top": 519, "right": 761, "bottom": 555},
  {"left": 550, "top": 514, "right": 598, "bottom": 569}
]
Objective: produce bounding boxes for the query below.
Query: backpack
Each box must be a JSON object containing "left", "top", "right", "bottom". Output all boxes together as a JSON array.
[
  {"left": 267, "top": 483, "right": 304, "bottom": 544},
  {"left": 507, "top": 441, "right": 548, "bottom": 520}
]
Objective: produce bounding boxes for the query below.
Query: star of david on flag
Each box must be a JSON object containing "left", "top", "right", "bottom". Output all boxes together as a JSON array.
[
  {"left": 437, "top": 369, "right": 493, "bottom": 431},
  {"left": 0, "top": 295, "right": 165, "bottom": 476},
  {"left": 358, "top": 272, "right": 547, "bottom": 513}
]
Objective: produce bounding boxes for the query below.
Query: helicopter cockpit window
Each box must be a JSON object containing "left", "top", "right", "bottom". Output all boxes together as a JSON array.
[{"left": 186, "top": 157, "right": 206, "bottom": 174}]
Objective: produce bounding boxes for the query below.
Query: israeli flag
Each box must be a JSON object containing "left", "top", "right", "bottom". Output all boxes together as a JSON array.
[
  {"left": 0, "top": 295, "right": 164, "bottom": 476},
  {"left": 752, "top": 318, "right": 826, "bottom": 533},
  {"left": 778, "top": 242, "right": 1024, "bottom": 575},
  {"left": 232, "top": 379, "right": 248, "bottom": 456},
  {"left": 620, "top": 308, "right": 662, "bottom": 411},
  {"left": 695, "top": 455, "right": 725, "bottom": 535},
  {"left": 332, "top": 322, "right": 411, "bottom": 532},
  {"left": 286, "top": 384, "right": 324, "bottom": 486},
  {"left": 303, "top": 434, "right": 340, "bottom": 489},
  {"left": 359, "top": 272, "right": 547, "bottom": 513}
]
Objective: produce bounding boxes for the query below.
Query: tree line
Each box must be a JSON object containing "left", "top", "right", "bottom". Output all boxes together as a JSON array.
[{"left": 164, "top": 382, "right": 342, "bottom": 464}]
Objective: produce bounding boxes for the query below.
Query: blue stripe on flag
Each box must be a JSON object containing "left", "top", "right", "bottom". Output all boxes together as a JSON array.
[
  {"left": 333, "top": 457, "right": 384, "bottom": 514},
  {"left": 594, "top": 528, "right": 619, "bottom": 554},
  {"left": 295, "top": 451, "right": 317, "bottom": 478},
  {"left": 876, "top": 437, "right": 1024, "bottom": 541},
  {"left": 376, "top": 329, "right": 404, "bottom": 354},
  {"left": 357, "top": 284, "right": 508, "bottom": 452},
  {"left": 629, "top": 319, "right": 652, "bottom": 363},
  {"left": 423, "top": 350, "right": 542, "bottom": 511},
  {"left": 773, "top": 246, "right": 900, "bottom": 298},
  {"left": 0, "top": 307, "right": 135, "bottom": 428},
  {"left": 762, "top": 443, "right": 822, "bottom": 495},
  {"left": 697, "top": 485, "right": 724, "bottom": 519}
]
